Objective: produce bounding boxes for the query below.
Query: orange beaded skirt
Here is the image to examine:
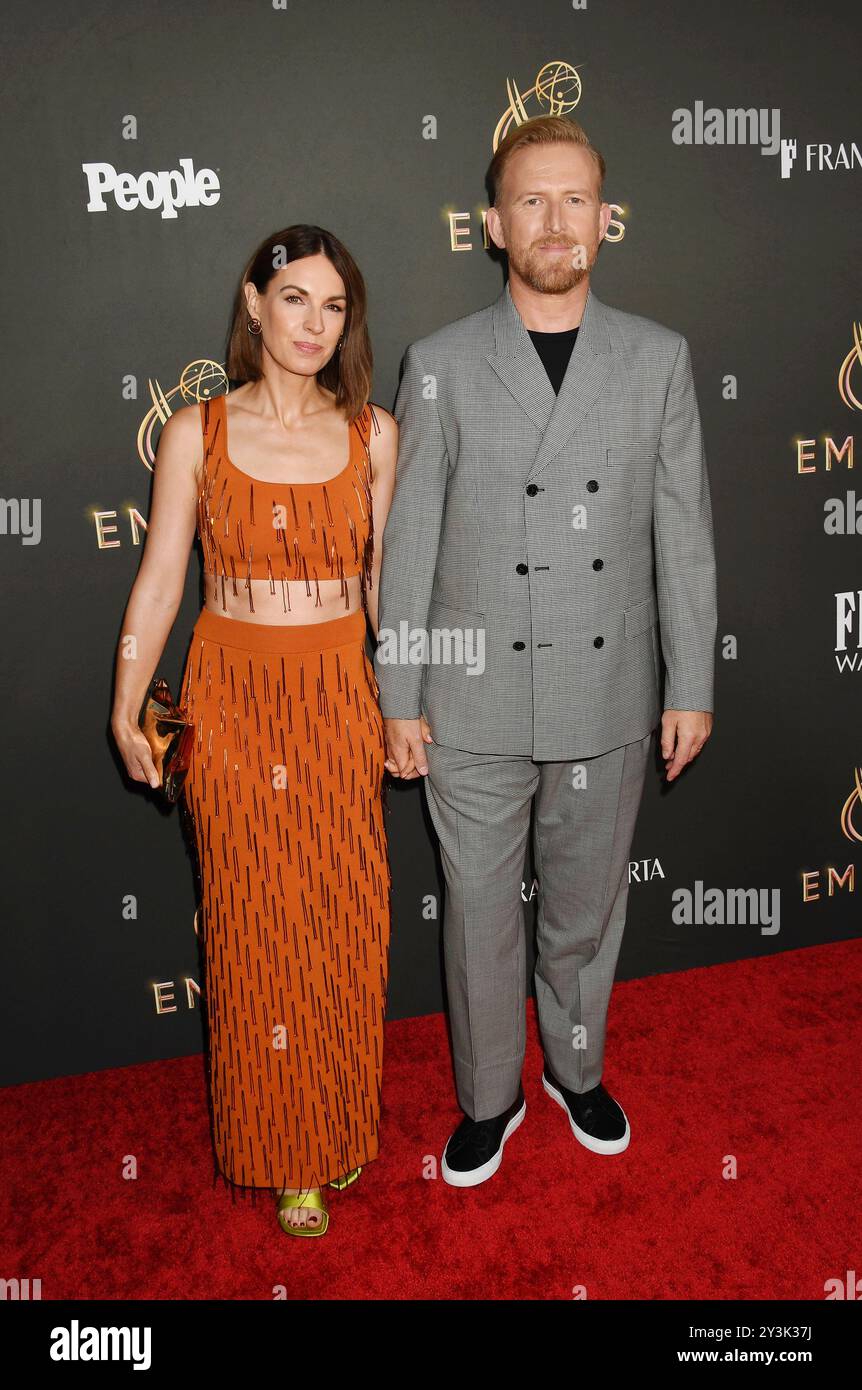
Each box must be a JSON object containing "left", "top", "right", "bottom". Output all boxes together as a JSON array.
[{"left": 178, "top": 605, "right": 392, "bottom": 1195}]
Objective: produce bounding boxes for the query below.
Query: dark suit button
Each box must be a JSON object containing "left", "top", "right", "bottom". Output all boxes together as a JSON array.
[
  {"left": 525, "top": 483, "right": 539, "bottom": 496},
  {"left": 593, "top": 636, "right": 604, "bottom": 648},
  {"left": 513, "top": 640, "right": 525, "bottom": 650},
  {"left": 586, "top": 479, "right": 599, "bottom": 493},
  {"left": 592, "top": 558, "right": 603, "bottom": 570},
  {"left": 516, "top": 563, "right": 528, "bottom": 575}
]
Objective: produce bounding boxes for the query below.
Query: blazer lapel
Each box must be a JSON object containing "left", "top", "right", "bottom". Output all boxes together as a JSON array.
[{"left": 485, "top": 278, "right": 614, "bottom": 482}]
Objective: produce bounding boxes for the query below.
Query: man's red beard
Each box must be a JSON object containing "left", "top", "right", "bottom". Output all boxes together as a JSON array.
[{"left": 510, "top": 239, "right": 598, "bottom": 294}]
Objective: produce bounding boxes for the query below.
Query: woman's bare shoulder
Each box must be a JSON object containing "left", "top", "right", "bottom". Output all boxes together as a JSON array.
[
  {"left": 160, "top": 398, "right": 204, "bottom": 440},
  {"left": 155, "top": 399, "right": 204, "bottom": 479}
]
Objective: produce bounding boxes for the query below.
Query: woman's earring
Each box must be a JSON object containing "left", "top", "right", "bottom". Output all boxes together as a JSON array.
[
  {"left": 248, "top": 318, "right": 262, "bottom": 335},
  {"left": 336, "top": 337, "right": 343, "bottom": 352}
]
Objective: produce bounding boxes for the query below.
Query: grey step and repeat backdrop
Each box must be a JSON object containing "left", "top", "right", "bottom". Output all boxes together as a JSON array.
[{"left": 2, "top": 0, "right": 859, "bottom": 1085}]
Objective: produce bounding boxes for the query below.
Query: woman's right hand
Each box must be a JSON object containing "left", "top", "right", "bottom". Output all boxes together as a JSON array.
[{"left": 112, "top": 719, "right": 161, "bottom": 790}]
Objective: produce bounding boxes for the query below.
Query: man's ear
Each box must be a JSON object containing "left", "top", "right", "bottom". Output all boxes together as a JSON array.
[{"left": 485, "top": 205, "right": 506, "bottom": 251}]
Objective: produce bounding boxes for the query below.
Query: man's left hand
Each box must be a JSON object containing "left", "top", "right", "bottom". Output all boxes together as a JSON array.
[{"left": 660, "top": 709, "right": 713, "bottom": 782}]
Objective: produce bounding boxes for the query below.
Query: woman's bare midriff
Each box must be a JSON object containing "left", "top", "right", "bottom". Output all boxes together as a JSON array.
[{"left": 202, "top": 572, "right": 365, "bottom": 625}]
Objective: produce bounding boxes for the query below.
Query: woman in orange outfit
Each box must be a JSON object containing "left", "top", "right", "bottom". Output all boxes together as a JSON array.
[{"left": 111, "top": 226, "right": 399, "bottom": 1235}]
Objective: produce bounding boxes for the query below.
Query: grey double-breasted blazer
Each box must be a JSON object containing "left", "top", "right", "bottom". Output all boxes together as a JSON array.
[{"left": 373, "top": 279, "right": 717, "bottom": 760}]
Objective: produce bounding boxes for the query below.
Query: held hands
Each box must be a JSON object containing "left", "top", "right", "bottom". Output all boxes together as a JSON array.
[
  {"left": 383, "top": 716, "right": 434, "bottom": 779},
  {"left": 660, "top": 709, "right": 713, "bottom": 781}
]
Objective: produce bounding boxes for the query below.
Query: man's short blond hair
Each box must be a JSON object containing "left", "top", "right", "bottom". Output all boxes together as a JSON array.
[{"left": 488, "top": 115, "right": 606, "bottom": 207}]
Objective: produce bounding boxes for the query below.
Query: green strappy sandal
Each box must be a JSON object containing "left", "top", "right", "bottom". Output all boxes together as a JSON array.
[
  {"left": 276, "top": 1188, "right": 329, "bottom": 1237},
  {"left": 328, "top": 1165, "right": 362, "bottom": 1191}
]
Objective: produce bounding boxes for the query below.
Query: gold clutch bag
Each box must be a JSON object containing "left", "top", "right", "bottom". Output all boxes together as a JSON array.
[{"left": 138, "top": 676, "right": 194, "bottom": 803}]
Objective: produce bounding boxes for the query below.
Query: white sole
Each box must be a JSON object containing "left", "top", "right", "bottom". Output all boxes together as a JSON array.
[
  {"left": 441, "top": 1099, "right": 527, "bottom": 1187},
  {"left": 542, "top": 1073, "right": 631, "bottom": 1154}
]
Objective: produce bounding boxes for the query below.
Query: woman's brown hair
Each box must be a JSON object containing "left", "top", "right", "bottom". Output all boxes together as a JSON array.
[{"left": 225, "top": 225, "right": 372, "bottom": 423}]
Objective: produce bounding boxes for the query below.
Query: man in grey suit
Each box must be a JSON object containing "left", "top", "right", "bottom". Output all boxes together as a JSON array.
[{"left": 374, "top": 115, "right": 717, "bottom": 1186}]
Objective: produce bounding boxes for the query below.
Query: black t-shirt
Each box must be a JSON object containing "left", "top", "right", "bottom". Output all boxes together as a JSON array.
[{"left": 527, "top": 326, "right": 580, "bottom": 395}]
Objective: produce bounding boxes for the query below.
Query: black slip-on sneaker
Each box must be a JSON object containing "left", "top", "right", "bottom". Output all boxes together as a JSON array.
[
  {"left": 542, "top": 1063, "right": 630, "bottom": 1154},
  {"left": 441, "top": 1085, "right": 526, "bottom": 1187}
]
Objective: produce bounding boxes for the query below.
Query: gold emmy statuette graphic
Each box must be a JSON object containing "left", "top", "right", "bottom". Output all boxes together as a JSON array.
[
  {"left": 492, "top": 61, "right": 584, "bottom": 151},
  {"left": 838, "top": 322, "right": 862, "bottom": 410},
  {"left": 839, "top": 767, "right": 862, "bottom": 841}
]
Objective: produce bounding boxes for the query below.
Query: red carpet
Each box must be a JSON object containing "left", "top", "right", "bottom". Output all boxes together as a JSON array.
[{"left": 2, "top": 940, "right": 860, "bottom": 1300}]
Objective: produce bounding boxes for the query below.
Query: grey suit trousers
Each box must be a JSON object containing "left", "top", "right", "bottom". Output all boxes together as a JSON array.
[{"left": 422, "top": 728, "right": 654, "bottom": 1119}]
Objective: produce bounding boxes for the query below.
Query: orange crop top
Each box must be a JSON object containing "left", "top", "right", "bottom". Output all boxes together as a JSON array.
[{"left": 196, "top": 392, "right": 379, "bottom": 614}]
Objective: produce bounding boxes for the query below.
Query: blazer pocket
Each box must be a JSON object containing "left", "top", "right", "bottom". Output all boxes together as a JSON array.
[
  {"left": 427, "top": 597, "right": 486, "bottom": 626},
  {"left": 422, "top": 600, "right": 486, "bottom": 705},
  {"left": 606, "top": 440, "right": 659, "bottom": 465},
  {"left": 624, "top": 594, "right": 658, "bottom": 639}
]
